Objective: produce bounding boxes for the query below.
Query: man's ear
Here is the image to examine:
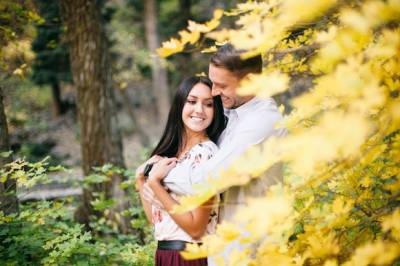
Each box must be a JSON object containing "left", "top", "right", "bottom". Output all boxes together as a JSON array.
[{"left": 240, "top": 73, "right": 252, "bottom": 82}]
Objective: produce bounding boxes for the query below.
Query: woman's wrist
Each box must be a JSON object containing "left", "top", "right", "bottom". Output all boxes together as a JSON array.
[
  {"left": 147, "top": 176, "right": 161, "bottom": 188},
  {"left": 135, "top": 176, "right": 145, "bottom": 191}
]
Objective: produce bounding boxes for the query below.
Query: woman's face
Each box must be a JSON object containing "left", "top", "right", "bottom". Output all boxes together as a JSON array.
[{"left": 182, "top": 82, "right": 214, "bottom": 135}]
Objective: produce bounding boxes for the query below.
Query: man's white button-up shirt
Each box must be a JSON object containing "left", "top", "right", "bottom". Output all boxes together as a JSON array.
[{"left": 193, "top": 96, "right": 287, "bottom": 222}]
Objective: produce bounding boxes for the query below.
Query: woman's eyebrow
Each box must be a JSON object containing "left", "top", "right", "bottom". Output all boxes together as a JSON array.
[{"left": 188, "top": 95, "right": 213, "bottom": 100}]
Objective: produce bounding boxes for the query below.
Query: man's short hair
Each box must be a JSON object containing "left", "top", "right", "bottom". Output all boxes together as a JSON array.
[{"left": 210, "top": 43, "right": 262, "bottom": 78}]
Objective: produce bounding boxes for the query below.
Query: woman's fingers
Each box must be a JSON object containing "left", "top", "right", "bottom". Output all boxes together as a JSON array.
[
  {"left": 158, "top": 158, "right": 177, "bottom": 172},
  {"left": 160, "top": 157, "right": 177, "bottom": 165},
  {"left": 136, "top": 155, "right": 164, "bottom": 178},
  {"left": 149, "top": 155, "right": 163, "bottom": 164},
  {"left": 148, "top": 157, "right": 177, "bottom": 181}
]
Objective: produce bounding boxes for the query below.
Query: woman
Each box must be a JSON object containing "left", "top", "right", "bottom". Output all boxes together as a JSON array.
[{"left": 135, "top": 76, "right": 226, "bottom": 266}]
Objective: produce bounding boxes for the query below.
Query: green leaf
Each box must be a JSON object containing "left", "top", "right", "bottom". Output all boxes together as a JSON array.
[{"left": 0, "top": 150, "right": 12, "bottom": 158}]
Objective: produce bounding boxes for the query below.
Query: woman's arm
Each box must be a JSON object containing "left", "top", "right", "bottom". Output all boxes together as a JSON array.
[
  {"left": 148, "top": 179, "right": 213, "bottom": 239},
  {"left": 136, "top": 179, "right": 153, "bottom": 223},
  {"left": 148, "top": 158, "right": 214, "bottom": 239},
  {"left": 135, "top": 155, "right": 163, "bottom": 223}
]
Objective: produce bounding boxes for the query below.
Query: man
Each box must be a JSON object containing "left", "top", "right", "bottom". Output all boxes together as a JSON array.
[
  {"left": 198, "top": 43, "right": 286, "bottom": 222},
  {"left": 188, "top": 44, "right": 287, "bottom": 265}
]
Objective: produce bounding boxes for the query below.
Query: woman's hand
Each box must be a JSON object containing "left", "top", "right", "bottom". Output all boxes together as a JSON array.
[
  {"left": 148, "top": 157, "right": 177, "bottom": 184},
  {"left": 135, "top": 155, "right": 163, "bottom": 189}
]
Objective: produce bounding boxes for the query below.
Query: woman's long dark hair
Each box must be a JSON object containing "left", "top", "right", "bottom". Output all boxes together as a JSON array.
[{"left": 150, "top": 76, "right": 226, "bottom": 158}]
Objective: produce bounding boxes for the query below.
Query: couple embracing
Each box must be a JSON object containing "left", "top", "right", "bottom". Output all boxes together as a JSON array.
[{"left": 135, "top": 44, "right": 286, "bottom": 266}]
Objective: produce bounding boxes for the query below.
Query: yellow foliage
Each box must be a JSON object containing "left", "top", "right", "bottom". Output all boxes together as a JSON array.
[
  {"left": 215, "top": 221, "right": 241, "bottom": 242},
  {"left": 156, "top": 38, "right": 184, "bottom": 58},
  {"left": 178, "top": 30, "right": 200, "bottom": 45},
  {"left": 159, "top": 0, "right": 400, "bottom": 264},
  {"left": 381, "top": 209, "right": 400, "bottom": 240},
  {"left": 331, "top": 197, "right": 354, "bottom": 215},
  {"left": 157, "top": 9, "right": 224, "bottom": 58},
  {"left": 201, "top": 46, "right": 217, "bottom": 53},
  {"left": 343, "top": 241, "right": 400, "bottom": 266},
  {"left": 306, "top": 232, "right": 340, "bottom": 259},
  {"left": 238, "top": 71, "right": 289, "bottom": 98}
]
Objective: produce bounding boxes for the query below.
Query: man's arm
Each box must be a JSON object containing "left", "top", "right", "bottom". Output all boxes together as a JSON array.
[{"left": 193, "top": 109, "right": 286, "bottom": 183}]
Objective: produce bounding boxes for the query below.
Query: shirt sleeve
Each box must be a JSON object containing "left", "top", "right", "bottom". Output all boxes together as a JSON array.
[
  {"left": 192, "top": 108, "right": 287, "bottom": 184},
  {"left": 163, "top": 142, "right": 218, "bottom": 195}
]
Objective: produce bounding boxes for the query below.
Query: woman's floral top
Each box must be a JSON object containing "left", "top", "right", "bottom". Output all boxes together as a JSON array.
[{"left": 152, "top": 140, "right": 219, "bottom": 242}]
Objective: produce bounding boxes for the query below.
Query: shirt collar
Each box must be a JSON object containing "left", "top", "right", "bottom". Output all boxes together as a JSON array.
[{"left": 226, "top": 97, "right": 274, "bottom": 120}]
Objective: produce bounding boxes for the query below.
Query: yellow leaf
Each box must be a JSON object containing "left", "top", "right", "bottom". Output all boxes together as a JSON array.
[
  {"left": 381, "top": 209, "right": 400, "bottom": 240},
  {"left": 360, "top": 144, "right": 387, "bottom": 166},
  {"left": 172, "top": 188, "right": 215, "bottom": 213},
  {"left": 156, "top": 38, "right": 184, "bottom": 58},
  {"left": 306, "top": 232, "right": 339, "bottom": 258},
  {"left": 324, "top": 259, "right": 338, "bottom": 266},
  {"left": 345, "top": 241, "right": 400, "bottom": 266},
  {"left": 195, "top": 72, "right": 207, "bottom": 77},
  {"left": 187, "top": 20, "right": 210, "bottom": 33},
  {"left": 205, "top": 9, "right": 224, "bottom": 31},
  {"left": 206, "top": 29, "right": 231, "bottom": 43},
  {"left": 180, "top": 243, "right": 208, "bottom": 260},
  {"left": 216, "top": 221, "right": 241, "bottom": 241},
  {"left": 178, "top": 30, "right": 200, "bottom": 45},
  {"left": 332, "top": 197, "right": 354, "bottom": 215},
  {"left": 340, "top": 9, "right": 370, "bottom": 33},
  {"left": 238, "top": 72, "right": 289, "bottom": 98},
  {"left": 13, "top": 68, "right": 24, "bottom": 77},
  {"left": 201, "top": 46, "right": 217, "bottom": 53}
]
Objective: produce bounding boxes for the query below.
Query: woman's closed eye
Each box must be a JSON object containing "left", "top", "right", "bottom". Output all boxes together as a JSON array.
[
  {"left": 204, "top": 102, "right": 214, "bottom": 108},
  {"left": 186, "top": 99, "right": 213, "bottom": 108}
]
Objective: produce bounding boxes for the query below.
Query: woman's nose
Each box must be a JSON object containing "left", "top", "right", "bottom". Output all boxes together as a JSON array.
[{"left": 194, "top": 102, "right": 204, "bottom": 113}]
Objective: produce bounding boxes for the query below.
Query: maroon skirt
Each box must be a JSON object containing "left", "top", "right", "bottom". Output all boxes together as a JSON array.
[{"left": 155, "top": 240, "right": 207, "bottom": 266}]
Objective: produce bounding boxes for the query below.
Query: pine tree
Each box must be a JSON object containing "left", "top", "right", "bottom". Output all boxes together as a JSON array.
[{"left": 31, "top": 0, "right": 71, "bottom": 116}]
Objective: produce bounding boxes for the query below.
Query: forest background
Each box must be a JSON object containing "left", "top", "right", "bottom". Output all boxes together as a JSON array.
[{"left": 1, "top": 0, "right": 400, "bottom": 265}]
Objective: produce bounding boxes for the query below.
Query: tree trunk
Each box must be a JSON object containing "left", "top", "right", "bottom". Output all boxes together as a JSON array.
[
  {"left": 51, "top": 82, "right": 66, "bottom": 116},
  {"left": 179, "top": 0, "right": 192, "bottom": 28},
  {"left": 0, "top": 86, "right": 18, "bottom": 215},
  {"left": 118, "top": 88, "right": 150, "bottom": 146},
  {"left": 176, "top": 0, "right": 192, "bottom": 79},
  {"left": 144, "top": 0, "right": 170, "bottom": 126},
  {"left": 59, "top": 0, "right": 130, "bottom": 233}
]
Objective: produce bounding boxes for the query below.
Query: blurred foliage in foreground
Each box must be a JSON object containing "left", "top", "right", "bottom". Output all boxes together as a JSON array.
[
  {"left": 159, "top": 0, "right": 400, "bottom": 265},
  {"left": 0, "top": 157, "right": 155, "bottom": 266}
]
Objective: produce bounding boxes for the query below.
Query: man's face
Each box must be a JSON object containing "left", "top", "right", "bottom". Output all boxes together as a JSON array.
[{"left": 208, "top": 63, "right": 251, "bottom": 109}]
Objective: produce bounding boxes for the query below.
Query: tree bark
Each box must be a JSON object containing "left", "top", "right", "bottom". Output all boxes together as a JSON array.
[
  {"left": 176, "top": 0, "right": 192, "bottom": 79},
  {"left": 179, "top": 0, "right": 192, "bottom": 28},
  {"left": 59, "top": 0, "right": 130, "bottom": 233},
  {"left": 118, "top": 88, "right": 150, "bottom": 146},
  {"left": 51, "top": 82, "right": 67, "bottom": 116},
  {"left": 0, "top": 86, "right": 18, "bottom": 215},
  {"left": 144, "top": 0, "right": 170, "bottom": 126}
]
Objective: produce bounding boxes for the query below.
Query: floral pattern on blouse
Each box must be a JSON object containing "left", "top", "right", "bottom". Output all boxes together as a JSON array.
[{"left": 151, "top": 141, "right": 219, "bottom": 242}]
